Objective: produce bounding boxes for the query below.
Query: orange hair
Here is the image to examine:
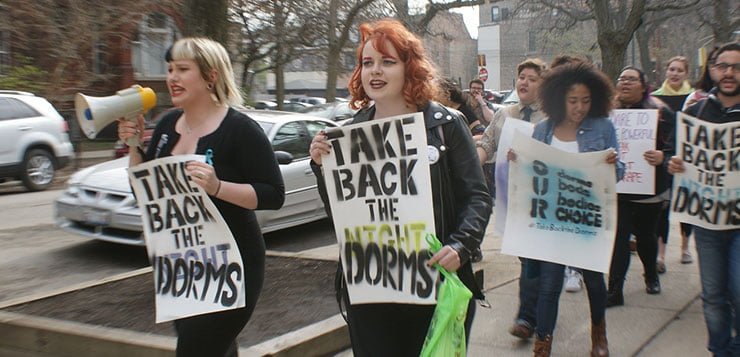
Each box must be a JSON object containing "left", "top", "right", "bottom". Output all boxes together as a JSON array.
[{"left": 348, "top": 19, "right": 439, "bottom": 110}]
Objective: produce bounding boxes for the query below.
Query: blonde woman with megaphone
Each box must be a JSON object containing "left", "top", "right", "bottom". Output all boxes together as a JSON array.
[{"left": 117, "top": 37, "right": 285, "bottom": 357}]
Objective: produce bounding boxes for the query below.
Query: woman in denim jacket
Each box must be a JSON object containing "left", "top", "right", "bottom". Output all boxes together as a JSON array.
[{"left": 513, "top": 62, "right": 624, "bottom": 357}]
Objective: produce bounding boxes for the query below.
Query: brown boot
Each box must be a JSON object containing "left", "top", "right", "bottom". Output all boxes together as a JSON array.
[
  {"left": 533, "top": 334, "right": 552, "bottom": 357},
  {"left": 590, "top": 319, "right": 609, "bottom": 357}
]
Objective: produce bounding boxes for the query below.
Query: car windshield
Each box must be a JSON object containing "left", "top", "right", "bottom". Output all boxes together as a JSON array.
[
  {"left": 254, "top": 120, "right": 274, "bottom": 134},
  {"left": 299, "top": 104, "right": 334, "bottom": 118}
]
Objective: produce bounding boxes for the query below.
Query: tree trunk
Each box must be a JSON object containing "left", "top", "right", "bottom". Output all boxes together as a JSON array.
[
  {"left": 635, "top": 25, "right": 655, "bottom": 84},
  {"left": 598, "top": 39, "right": 630, "bottom": 83}
]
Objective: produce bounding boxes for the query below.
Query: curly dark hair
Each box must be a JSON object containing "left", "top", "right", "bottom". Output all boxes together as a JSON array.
[{"left": 539, "top": 62, "right": 615, "bottom": 122}]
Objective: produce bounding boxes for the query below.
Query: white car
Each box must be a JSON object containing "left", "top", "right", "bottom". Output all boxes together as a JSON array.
[
  {"left": 0, "top": 90, "right": 75, "bottom": 191},
  {"left": 54, "top": 110, "right": 336, "bottom": 246}
]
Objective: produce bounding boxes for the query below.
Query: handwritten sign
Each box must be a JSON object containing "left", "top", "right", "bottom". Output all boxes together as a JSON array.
[
  {"left": 610, "top": 109, "right": 658, "bottom": 194},
  {"left": 129, "top": 155, "right": 245, "bottom": 323},
  {"left": 670, "top": 113, "right": 740, "bottom": 230},
  {"left": 493, "top": 117, "right": 534, "bottom": 236},
  {"left": 502, "top": 132, "right": 618, "bottom": 273},
  {"left": 322, "top": 113, "right": 438, "bottom": 305}
]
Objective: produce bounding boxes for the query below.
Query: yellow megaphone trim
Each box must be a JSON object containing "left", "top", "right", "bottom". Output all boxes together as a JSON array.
[{"left": 134, "top": 85, "right": 157, "bottom": 112}]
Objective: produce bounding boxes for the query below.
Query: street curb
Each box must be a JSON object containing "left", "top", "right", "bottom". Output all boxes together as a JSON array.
[
  {"left": 0, "top": 259, "right": 349, "bottom": 356},
  {"left": 0, "top": 310, "right": 175, "bottom": 357}
]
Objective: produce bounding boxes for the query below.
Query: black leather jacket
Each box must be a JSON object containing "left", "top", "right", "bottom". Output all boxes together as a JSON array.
[{"left": 311, "top": 101, "right": 492, "bottom": 299}]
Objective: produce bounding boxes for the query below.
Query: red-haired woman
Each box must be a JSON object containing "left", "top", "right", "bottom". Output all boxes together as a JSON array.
[{"left": 309, "top": 19, "right": 491, "bottom": 356}]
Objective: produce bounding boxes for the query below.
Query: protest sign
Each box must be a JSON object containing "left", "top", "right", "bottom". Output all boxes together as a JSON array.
[
  {"left": 502, "top": 132, "right": 618, "bottom": 273},
  {"left": 322, "top": 113, "right": 438, "bottom": 305},
  {"left": 610, "top": 109, "right": 658, "bottom": 194},
  {"left": 493, "top": 118, "right": 534, "bottom": 236},
  {"left": 670, "top": 113, "right": 740, "bottom": 230},
  {"left": 129, "top": 155, "right": 245, "bottom": 323}
]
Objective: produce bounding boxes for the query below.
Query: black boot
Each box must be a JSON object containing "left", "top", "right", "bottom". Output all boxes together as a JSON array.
[{"left": 606, "top": 278, "right": 624, "bottom": 308}]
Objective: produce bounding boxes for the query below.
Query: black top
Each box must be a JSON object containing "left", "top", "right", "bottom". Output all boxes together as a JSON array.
[{"left": 144, "top": 107, "right": 285, "bottom": 264}]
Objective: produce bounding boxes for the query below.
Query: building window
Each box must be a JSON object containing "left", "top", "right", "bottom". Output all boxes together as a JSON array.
[
  {"left": 132, "top": 12, "right": 179, "bottom": 79},
  {"left": 92, "top": 34, "right": 108, "bottom": 74},
  {"left": 491, "top": 6, "right": 501, "bottom": 23},
  {"left": 0, "top": 30, "right": 9, "bottom": 75},
  {"left": 528, "top": 31, "right": 537, "bottom": 52}
]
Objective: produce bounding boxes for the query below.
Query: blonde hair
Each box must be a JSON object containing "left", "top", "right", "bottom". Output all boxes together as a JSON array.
[{"left": 168, "top": 37, "right": 243, "bottom": 107}]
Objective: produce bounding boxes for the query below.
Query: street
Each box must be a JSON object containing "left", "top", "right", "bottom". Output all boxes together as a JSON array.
[{"left": 0, "top": 187, "right": 337, "bottom": 308}]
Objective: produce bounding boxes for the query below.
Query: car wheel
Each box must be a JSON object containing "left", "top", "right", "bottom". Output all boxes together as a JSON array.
[{"left": 21, "top": 149, "right": 55, "bottom": 191}]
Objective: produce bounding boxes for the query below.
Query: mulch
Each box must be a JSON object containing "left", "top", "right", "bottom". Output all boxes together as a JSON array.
[{"left": 3, "top": 256, "right": 340, "bottom": 349}]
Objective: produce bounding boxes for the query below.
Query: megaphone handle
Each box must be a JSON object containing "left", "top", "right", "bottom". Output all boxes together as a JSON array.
[{"left": 126, "top": 136, "right": 141, "bottom": 150}]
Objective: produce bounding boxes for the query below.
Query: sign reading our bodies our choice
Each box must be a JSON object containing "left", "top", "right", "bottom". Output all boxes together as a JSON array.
[
  {"left": 609, "top": 109, "right": 658, "bottom": 195},
  {"left": 129, "top": 155, "right": 245, "bottom": 323},
  {"left": 322, "top": 113, "right": 438, "bottom": 305},
  {"left": 502, "top": 132, "right": 618, "bottom": 273},
  {"left": 493, "top": 118, "right": 534, "bottom": 236},
  {"left": 670, "top": 113, "right": 739, "bottom": 230}
]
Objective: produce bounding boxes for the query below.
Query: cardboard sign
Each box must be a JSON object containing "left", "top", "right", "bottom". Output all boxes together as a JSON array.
[
  {"left": 670, "top": 113, "right": 740, "bottom": 230},
  {"left": 321, "top": 113, "right": 438, "bottom": 305},
  {"left": 129, "top": 155, "right": 245, "bottom": 323},
  {"left": 502, "top": 132, "right": 618, "bottom": 273},
  {"left": 493, "top": 118, "right": 534, "bottom": 236},
  {"left": 610, "top": 109, "right": 658, "bottom": 195}
]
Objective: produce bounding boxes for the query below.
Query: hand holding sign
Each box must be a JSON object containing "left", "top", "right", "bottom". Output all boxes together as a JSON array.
[
  {"left": 310, "top": 130, "right": 330, "bottom": 165},
  {"left": 667, "top": 156, "right": 685, "bottom": 174}
]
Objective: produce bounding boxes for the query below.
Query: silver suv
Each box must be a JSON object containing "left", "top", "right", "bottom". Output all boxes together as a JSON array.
[{"left": 0, "top": 90, "right": 74, "bottom": 191}]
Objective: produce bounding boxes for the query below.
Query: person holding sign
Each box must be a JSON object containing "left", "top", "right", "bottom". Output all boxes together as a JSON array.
[
  {"left": 118, "top": 37, "right": 285, "bottom": 357},
  {"left": 309, "top": 19, "right": 491, "bottom": 356},
  {"left": 607, "top": 67, "right": 675, "bottom": 308},
  {"left": 509, "top": 61, "right": 623, "bottom": 357},
  {"left": 668, "top": 41, "right": 740, "bottom": 357},
  {"left": 652, "top": 56, "right": 696, "bottom": 271}
]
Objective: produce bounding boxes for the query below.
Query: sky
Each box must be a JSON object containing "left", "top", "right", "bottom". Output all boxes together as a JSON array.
[{"left": 451, "top": 6, "right": 480, "bottom": 39}]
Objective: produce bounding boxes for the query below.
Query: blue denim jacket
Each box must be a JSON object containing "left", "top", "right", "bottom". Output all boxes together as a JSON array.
[{"left": 532, "top": 117, "right": 625, "bottom": 181}]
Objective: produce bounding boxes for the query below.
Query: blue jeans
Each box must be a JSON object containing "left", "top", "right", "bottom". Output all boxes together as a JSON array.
[
  {"left": 534, "top": 260, "right": 606, "bottom": 338},
  {"left": 693, "top": 227, "right": 740, "bottom": 357},
  {"left": 516, "top": 258, "right": 538, "bottom": 328}
]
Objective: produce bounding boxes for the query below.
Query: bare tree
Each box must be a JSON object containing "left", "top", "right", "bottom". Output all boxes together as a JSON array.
[
  {"left": 233, "top": 0, "right": 323, "bottom": 107},
  {"left": 183, "top": 0, "right": 229, "bottom": 44},
  {"left": 521, "top": 0, "right": 700, "bottom": 80},
  {"left": 1, "top": 0, "right": 180, "bottom": 103}
]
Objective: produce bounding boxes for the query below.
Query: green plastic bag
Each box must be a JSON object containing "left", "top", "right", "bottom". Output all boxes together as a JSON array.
[{"left": 420, "top": 234, "right": 473, "bottom": 357}]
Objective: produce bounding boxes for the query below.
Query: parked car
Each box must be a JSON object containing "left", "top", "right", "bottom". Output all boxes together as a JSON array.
[
  {"left": 298, "top": 101, "right": 357, "bottom": 125},
  {"left": 254, "top": 100, "right": 312, "bottom": 112},
  {"left": 0, "top": 90, "right": 74, "bottom": 191},
  {"left": 54, "top": 109, "right": 336, "bottom": 246},
  {"left": 295, "top": 97, "right": 327, "bottom": 106}
]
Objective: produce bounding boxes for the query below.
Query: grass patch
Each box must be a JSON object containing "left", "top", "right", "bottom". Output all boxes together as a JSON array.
[{"left": 76, "top": 140, "right": 116, "bottom": 152}]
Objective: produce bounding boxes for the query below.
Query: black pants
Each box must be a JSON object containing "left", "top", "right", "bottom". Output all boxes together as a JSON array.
[
  {"left": 174, "top": 256, "right": 265, "bottom": 357},
  {"left": 343, "top": 288, "right": 477, "bottom": 357},
  {"left": 610, "top": 200, "right": 662, "bottom": 282}
]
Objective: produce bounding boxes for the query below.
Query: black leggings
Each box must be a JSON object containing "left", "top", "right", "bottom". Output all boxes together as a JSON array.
[
  {"left": 343, "top": 288, "right": 476, "bottom": 357},
  {"left": 174, "top": 257, "right": 265, "bottom": 357},
  {"left": 610, "top": 200, "right": 662, "bottom": 281}
]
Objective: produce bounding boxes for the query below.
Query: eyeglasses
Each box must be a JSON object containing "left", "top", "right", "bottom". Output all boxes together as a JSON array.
[
  {"left": 711, "top": 62, "right": 740, "bottom": 72},
  {"left": 470, "top": 86, "right": 484, "bottom": 91},
  {"left": 617, "top": 76, "right": 640, "bottom": 83}
]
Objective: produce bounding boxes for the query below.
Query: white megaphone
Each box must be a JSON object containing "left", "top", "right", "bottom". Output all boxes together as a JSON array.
[{"left": 75, "top": 85, "right": 157, "bottom": 147}]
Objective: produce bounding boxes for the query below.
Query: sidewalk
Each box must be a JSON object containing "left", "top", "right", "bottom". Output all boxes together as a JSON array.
[
  {"left": 465, "top": 220, "right": 709, "bottom": 356},
  {"left": 0, "top": 216, "right": 711, "bottom": 356}
]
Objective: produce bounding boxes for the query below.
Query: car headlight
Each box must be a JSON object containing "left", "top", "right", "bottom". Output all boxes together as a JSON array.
[{"left": 66, "top": 183, "right": 81, "bottom": 197}]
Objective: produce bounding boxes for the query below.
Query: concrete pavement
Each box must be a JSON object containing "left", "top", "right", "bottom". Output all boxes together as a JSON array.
[
  {"left": 466, "top": 221, "right": 709, "bottom": 356},
  {"left": 0, "top": 212, "right": 712, "bottom": 356}
]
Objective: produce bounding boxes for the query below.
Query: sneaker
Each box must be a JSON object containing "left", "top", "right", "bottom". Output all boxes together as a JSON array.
[
  {"left": 681, "top": 251, "right": 693, "bottom": 264},
  {"left": 564, "top": 267, "right": 583, "bottom": 293}
]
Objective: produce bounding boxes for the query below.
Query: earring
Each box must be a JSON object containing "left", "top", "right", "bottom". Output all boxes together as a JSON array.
[{"left": 207, "top": 83, "right": 214, "bottom": 90}]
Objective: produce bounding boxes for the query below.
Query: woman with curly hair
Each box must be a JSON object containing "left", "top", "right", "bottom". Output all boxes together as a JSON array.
[
  {"left": 308, "top": 19, "right": 491, "bottom": 356},
  {"left": 511, "top": 62, "right": 624, "bottom": 357}
]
